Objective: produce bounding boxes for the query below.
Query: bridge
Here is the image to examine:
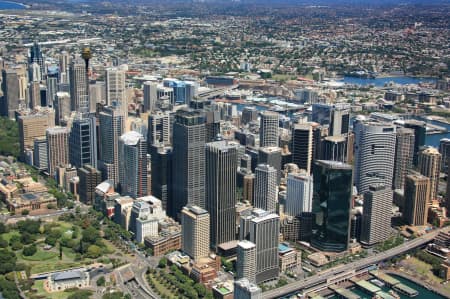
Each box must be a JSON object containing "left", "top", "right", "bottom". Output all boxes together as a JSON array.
[
  {"left": 197, "top": 85, "right": 238, "bottom": 100},
  {"left": 262, "top": 227, "right": 449, "bottom": 298}
]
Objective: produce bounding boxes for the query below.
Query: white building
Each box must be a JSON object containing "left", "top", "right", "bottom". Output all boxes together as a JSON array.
[
  {"left": 47, "top": 270, "right": 89, "bottom": 292},
  {"left": 285, "top": 170, "right": 313, "bottom": 216}
]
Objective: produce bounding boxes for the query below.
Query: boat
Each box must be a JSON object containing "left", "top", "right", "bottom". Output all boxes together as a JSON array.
[{"left": 389, "top": 290, "right": 400, "bottom": 299}]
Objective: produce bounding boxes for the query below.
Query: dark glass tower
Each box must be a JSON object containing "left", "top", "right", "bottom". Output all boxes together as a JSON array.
[
  {"left": 206, "top": 140, "right": 237, "bottom": 250},
  {"left": 172, "top": 110, "right": 206, "bottom": 220},
  {"left": 69, "top": 115, "right": 97, "bottom": 169},
  {"left": 151, "top": 144, "right": 172, "bottom": 213},
  {"left": 312, "top": 160, "right": 352, "bottom": 252}
]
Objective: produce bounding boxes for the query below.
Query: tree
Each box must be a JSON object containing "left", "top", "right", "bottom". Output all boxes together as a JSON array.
[
  {"left": 82, "top": 227, "right": 100, "bottom": 244},
  {"left": 20, "top": 232, "right": 35, "bottom": 245},
  {"left": 0, "top": 223, "right": 8, "bottom": 234},
  {"left": 0, "top": 237, "right": 8, "bottom": 248},
  {"left": 0, "top": 249, "right": 17, "bottom": 274},
  {"left": 194, "top": 283, "right": 206, "bottom": 297},
  {"left": 102, "top": 292, "right": 124, "bottom": 299},
  {"left": 21, "top": 209, "right": 29, "bottom": 216},
  {"left": 10, "top": 242, "right": 23, "bottom": 251},
  {"left": 22, "top": 244, "right": 37, "bottom": 256},
  {"left": 86, "top": 245, "right": 102, "bottom": 258},
  {"left": 17, "top": 219, "right": 40, "bottom": 234},
  {"left": 158, "top": 257, "right": 167, "bottom": 268},
  {"left": 96, "top": 276, "right": 106, "bottom": 286}
]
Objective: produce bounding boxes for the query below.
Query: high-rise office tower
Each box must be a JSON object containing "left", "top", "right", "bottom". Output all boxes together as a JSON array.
[
  {"left": 258, "top": 146, "right": 282, "bottom": 182},
  {"left": 29, "top": 42, "right": 45, "bottom": 79},
  {"left": 54, "top": 92, "right": 71, "bottom": 125},
  {"left": 172, "top": 110, "right": 206, "bottom": 219},
  {"left": 29, "top": 63, "right": 41, "bottom": 83},
  {"left": 354, "top": 121, "right": 396, "bottom": 194},
  {"left": 259, "top": 111, "right": 279, "bottom": 147},
  {"left": 1, "top": 69, "right": 20, "bottom": 119},
  {"left": 418, "top": 146, "right": 441, "bottom": 201},
  {"left": 33, "top": 138, "right": 48, "bottom": 171},
  {"left": 105, "top": 67, "right": 126, "bottom": 108},
  {"left": 206, "top": 140, "right": 237, "bottom": 249},
  {"left": 249, "top": 209, "right": 279, "bottom": 283},
  {"left": 118, "top": 131, "right": 148, "bottom": 198},
  {"left": 99, "top": 104, "right": 124, "bottom": 185},
  {"left": 18, "top": 108, "right": 55, "bottom": 159},
  {"left": 393, "top": 128, "right": 415, "bottom": 190},
  {"left": 254, "top": 164, "right": 278, "bottom": 213},
  {"left": 236, "top": 240, "right": 257, "bottom": 283},
  {"left": 150, "top": 144, "right": 172, "bottom": 211},
  {"left": 322, "top": 136, "right": 348, "bottom": 162},
  {"left": 234, "top": 279, "right": 262, "bottom": 299},
  {"left": 205, "top": 110, "right": 221, "bottom": 143},
  {"left": 360, "top": 184, "right": 393, "bottom": 246},
  {"left": 285, "top": 170, "right": 313, "bottom": 216},
  {"left": 46, "top": 127, "right": 69, "bottom": 177},
  {"left": 78, "top": 164, "right": 102, "bottom": 205},
  {"left": 147, "top": 111, "right": 171, "bottom": 147},
  {"left": 292, "top": 122, "right": 314, "bottom": 173},
  {"left": 143, "top": 81, "right": 157, "bottom": 112},
  {"left": 404, "top": 172, "right": 430, "bottom": 226},
  {"left": 181, "top": 205, "right": 210, "bottom": 261},
  {"left": 312, "top": 103, "right": 350, "bottom": 136},
  {"left": 404, "top": 120, "right": 426, "bottom": 166},
  {"left": 59, "top": 51, "right": 70, "bottom": 84},
  {"left": 46, "top": 75, "right": 58, "bottom": 107},
  {"left": 28, "top": 81, "right": 41, "bottom": 109},
  {"left": 312, "top": 160, "right": 352, "bottom": 252},
  {"left": 69, "top": 60, "right": 88, "bottom": 112},
  {"left": 447, "top": 157, "right": 450, "bottom": 210},
  {"left": 242, "top": 107, "right": 259, "bottom": 125},
  {"left": 69, "top": 114, "right": 97, "bottom": 169},
  {"left": 439, "top": 138, "right": 450, "bottom": 172}
]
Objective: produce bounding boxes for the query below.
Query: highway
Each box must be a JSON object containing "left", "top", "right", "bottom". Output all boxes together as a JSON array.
[{"left": 263, "top": 227, "right": 449, "bottom": 298}]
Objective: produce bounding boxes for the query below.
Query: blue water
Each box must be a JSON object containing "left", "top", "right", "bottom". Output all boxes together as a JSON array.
[
  {"left": 0, "top": 1, "right": 24, "bottom": 9},
  {"left": 340, "top": 76, "right": 436, "bottom": 87},
  {"left": 412, "top": 117, "right": 450, "bottom": 148}
]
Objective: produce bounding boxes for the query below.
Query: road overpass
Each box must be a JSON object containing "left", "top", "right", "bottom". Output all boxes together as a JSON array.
[{"left": 263, "top": 227, "right": 449, "bottom": 298}]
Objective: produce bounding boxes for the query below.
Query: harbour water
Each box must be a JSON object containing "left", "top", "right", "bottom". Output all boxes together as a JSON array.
[
  {"left": 0, "top": 1, "right": 25, "bottom": 9},
  {"left": 339, "top": 76, "right": 436, "bottom": 87}
]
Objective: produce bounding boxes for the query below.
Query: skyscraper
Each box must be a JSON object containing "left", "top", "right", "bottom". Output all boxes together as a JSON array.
[
  {"left": 393, "top": 128, "right": 415, "bottom": 190},
  {"left": 292, "top": 122, "right": 314, "bottom": 173},
  {"left": 143, "top": 81, "right": 157, "bottom": 112},
  {"left": 28, "top": 81, "right": 41, "bottom": 109},
  {"left": 285, "top": 170, "right": 313, "bottom": 216},
  {"left": 99, "top": 104, "right": 124, "bottom": 186},
  {"left": 322, "top": 136, "right": 348, "bottom": 162},
  {"left": 404, "top": 120, "right": 426, "bottom": 166},
  {"left": 105, "top": 67, "right": 126, "bottom": 108},
  {"left": 181, "top": 205, "right": 210, "bottom": 261},
  {"left": 404, "top": 172, "right": 431, "bottom": 226},
  {"left": 418, "top": 147, "right": 441, "bottom": 201},
  {"left": 1, "top": 69, "right": 20, "bottom": 119},
  {"left": 206, "top": 140, "right": 237, "bottom": 249},
  {"left": 69, "top": 114, "right": 97, "bottom": 169},
  {"left": 312, "top": 103, "right": 350, "bottom": 136},
  {"left": 254, "top": 164, "right": 278, "bottom": 213},
  {"left": 46, "top": 127, "right": 69, "bottom": 177},
  {"left": 46, "top": 75, "right": 58, "bottom": 107},
  {"left": 29, "top": 42, "right": 45, "bottom": 80},
  {"left": 59, "top": 51, "right": 70, "bottom": 84},
  {"left": 150, "top": 144, "right": 172, "bottom": 211},
  {"left": 249, "top": 209, "right": 279, "bottom": 283},
  {"left": 439, "top": 138, "right": 450, "bottom": 172},
  {"left": 147, "top": 111, "right": 171, "bottom": 147},
  {"left": 234, "top": 279, "right": 262, "bottom": 299},
  {"left": 69, "top": 60, "right": 88, "bottom": 112},
  {"left": 54, "top": 92, "right": 71, "bottom": 125},
  {"left": 258, "top": 147, "right": 282, "bottom": 183},
  {"left": 18, "top": 108, "right": 55, "bottom": 160},
  {"left": 354, "top": 121, "right": 396, "bottom": 194},
  {"left": 78, "top": 165, "right": 102, "bottom": 205},
  {"left": 33, "top": 138, "right": 48, "bottom": 171},
  {"left": 242, "top": 107, "right": 258, "bottom": 125},
  {"left": 259, "top": 111, "right": 279, "bottom": 147},
  {"left": 312, "top": 160, "right": 352, "bottom": 252},
  {"left": 236, "top": 240, "right": 257, "bottom": 283},
  {"left": 360, "top": 184, "right": 393, "bottom": 246},
  {"left": 172, "top": 110, "right": 206, "bottom": 219},
  {"left": 118, "top": 131, "right": 148, "bottom": 198}
]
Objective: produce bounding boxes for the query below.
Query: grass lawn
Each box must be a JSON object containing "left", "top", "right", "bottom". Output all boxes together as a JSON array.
[
  {"left": 30, "top": 280, "right": 76, "bottom": 299},
  {"left": 2, "top": 230, "right": 20, "bottom": 242},
  {"left": 148, "top": 273, "right": 176, "bottom": 298},
  {"left": 401, "top": 257, "right": 443, "bottom": 284},
  {"left": 20, "top": 249, "right": 58, "bottom": 261}
]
